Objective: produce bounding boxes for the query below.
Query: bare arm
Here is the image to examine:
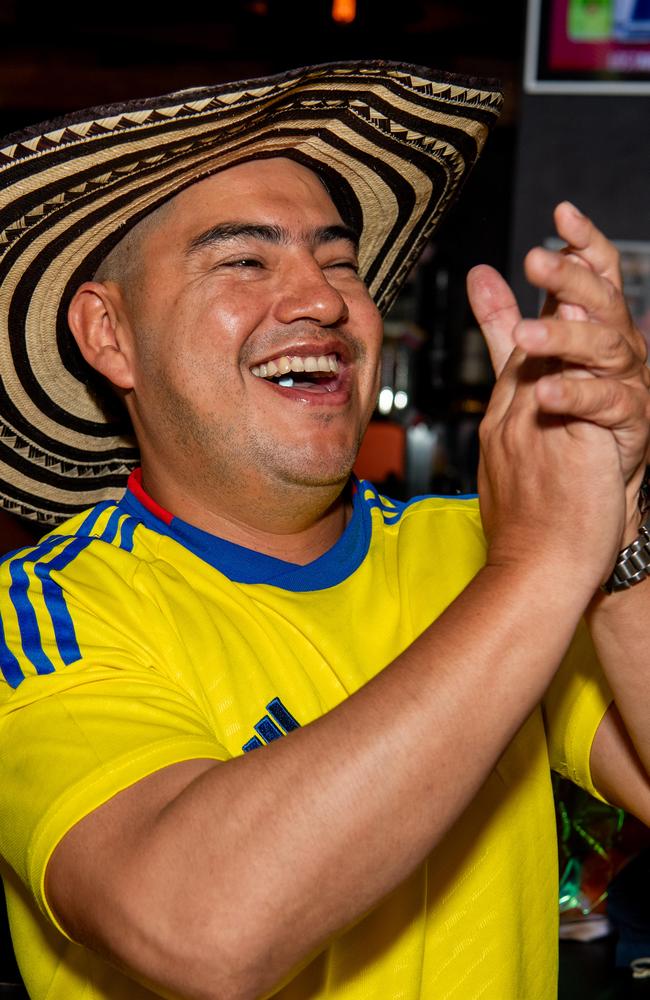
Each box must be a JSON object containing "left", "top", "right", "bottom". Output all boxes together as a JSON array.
[{"left": 587, "top": 578, "right": 650, "bottom": 823}]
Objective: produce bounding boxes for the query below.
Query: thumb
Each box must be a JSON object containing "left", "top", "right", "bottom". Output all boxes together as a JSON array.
[{"left": 467, "top": 264, "right": 522, "bottom": 377}]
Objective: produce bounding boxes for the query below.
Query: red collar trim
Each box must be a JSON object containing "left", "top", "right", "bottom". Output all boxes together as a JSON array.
[
  {"left": 127, "top": 468, "right": 174, "bottom": 526},
  {"left": 127, "top": 467, "right": 358, "bottom": 528}
]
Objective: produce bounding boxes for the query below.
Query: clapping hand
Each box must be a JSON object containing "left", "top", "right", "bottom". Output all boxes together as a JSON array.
[{"left": 467, "top": 203, "right": 650, "bottom": 561}]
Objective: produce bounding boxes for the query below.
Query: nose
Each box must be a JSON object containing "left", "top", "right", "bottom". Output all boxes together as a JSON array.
[{"left": 273, "top": 254, "right": 349, "bottom": 327}]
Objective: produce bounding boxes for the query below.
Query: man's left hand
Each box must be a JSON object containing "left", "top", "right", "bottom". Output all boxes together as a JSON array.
[{"left": 467, "top": 202, "right": 650, "bottom": 543}]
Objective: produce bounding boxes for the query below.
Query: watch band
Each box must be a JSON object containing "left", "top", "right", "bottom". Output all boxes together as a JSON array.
[{"left": 602, "top": 472, "right": 650, "bottom": 594}]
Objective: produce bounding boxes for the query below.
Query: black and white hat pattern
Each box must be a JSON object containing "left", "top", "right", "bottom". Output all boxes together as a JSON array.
[{"left": 0, "top": 60, "right": 503, "bottom": 524}]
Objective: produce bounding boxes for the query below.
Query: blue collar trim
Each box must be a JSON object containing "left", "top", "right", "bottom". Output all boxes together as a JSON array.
[{"left": 119, "top": 478, "right": 372, "bottom": 592}]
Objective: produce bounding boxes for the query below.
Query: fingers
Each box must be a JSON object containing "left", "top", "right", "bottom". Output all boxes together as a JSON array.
[
  {"left": 524, "top": 205, "right": 647, "bottom": 364},
  {"left": 525, "top": 245, "right": 624, "bottom": 322},
  {"left": 480, "top": 346, "right": 532, "bottom": 425},
  {"left": 525, "top": 244, "right": 647, "bottom": 363},
  {"left": 475, "top": 205, "right": 650, "bottom": 485},
  {"left": 514, "top": 317, "right": 650, "bottom": 385},
  {"left": 536, "top": 372, "right": 650, "bottom": 443},
  {"left": 466, "top": 265, "right": 521, "bottom": 377},
  {"left": 553, "top": 202, "right": 623, "bottom": 291},
  {"left": 541, "top": 251, "right": 589, "bottom": 322}
]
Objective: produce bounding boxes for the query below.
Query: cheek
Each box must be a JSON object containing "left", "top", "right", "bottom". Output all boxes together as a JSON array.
[
  {"left": 358, "top": 300, "right": 384, "bottom": 379},
  {"left": 192, "top": 292, "right": 267, "bottom": 367}
]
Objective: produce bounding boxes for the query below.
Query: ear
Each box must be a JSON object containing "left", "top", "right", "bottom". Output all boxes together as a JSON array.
[{"left": 67, "top": 281, "right": 135, "bottom": 390}]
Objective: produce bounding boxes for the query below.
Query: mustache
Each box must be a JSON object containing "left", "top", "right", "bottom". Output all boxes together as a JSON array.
[{"left": 240, "top": 323, "right": 368, "bottom": 366}]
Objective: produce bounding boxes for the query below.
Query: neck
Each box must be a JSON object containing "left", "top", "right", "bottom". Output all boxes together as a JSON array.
[{"left": 138, "top": 466, "right": 352, "bottom": 565}]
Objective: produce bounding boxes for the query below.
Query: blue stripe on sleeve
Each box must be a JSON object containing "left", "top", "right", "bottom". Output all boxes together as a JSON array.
[
  {"left": 3, "top": 503, "right": 134, "bottom": 682},
  {"left": 77, "top": 501, "right": 114, "bottom": 536},
  {"left": 8, "top": 534, "right": 95, "bottom": 675},
  {"left": 0, "top": 611, "right": 25, "bottom": 688},
  {"left": 99, "top": 507, "right": 123, "bottom": 545},
  {"left": 35, "top": 537, "right": 95, "bottom": 666},
  {"left": 9, "top": 543, "right": 60, "bottom": 677},
  {"left": 118, "top": 516, "right": 137, "bottom": 553}
]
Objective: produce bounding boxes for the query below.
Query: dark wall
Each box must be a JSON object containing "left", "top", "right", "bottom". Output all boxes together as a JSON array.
[{"left": 509, "top": 93, "right": 650, "bottom": 316}]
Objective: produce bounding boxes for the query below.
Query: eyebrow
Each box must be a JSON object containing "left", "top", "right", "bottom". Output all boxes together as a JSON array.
[{"left": 186, "top": 222, "right": 360, "bottom": 255}]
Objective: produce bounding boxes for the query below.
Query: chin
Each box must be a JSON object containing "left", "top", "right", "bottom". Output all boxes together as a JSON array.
[
  {"left": 276, "top": 448, "right": 358, "bottom": 491},
  {"left": 282, "top": 464, "right": 353, "bottom": 490}
]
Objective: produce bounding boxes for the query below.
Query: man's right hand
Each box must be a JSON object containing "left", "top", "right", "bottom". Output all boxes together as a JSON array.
[
  {"left": 468, "top": 205, "right": 650, "bottom": 573},
  {"left": 477, "top": 342, "right": 625, "bottom": 590}
]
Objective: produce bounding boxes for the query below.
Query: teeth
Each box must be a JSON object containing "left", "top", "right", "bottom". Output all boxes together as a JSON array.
[{"left": 251, "top": 353, "right": 339, "bottom": 380}]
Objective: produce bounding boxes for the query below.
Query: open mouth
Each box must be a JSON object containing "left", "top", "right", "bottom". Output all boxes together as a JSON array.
[{"left": 250, "top": 352, "right": 341, "bottom": 394}]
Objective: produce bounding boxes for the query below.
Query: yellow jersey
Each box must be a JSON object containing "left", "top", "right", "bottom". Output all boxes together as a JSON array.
[{"left": 0, "top": 472, "right": 611, "bottom": 999}]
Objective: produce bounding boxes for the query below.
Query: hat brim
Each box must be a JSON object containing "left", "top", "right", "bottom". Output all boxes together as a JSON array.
[{"left": 0, "top": 60, "right": 502, "bottom": 524}]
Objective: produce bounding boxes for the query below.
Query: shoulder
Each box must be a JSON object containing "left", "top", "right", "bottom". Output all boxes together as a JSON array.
[
  {"left": 0, "top": 496, "right": 155, "bottom": 587},
  {"left": 357, "top": 479, "right": 483, "bottom": 539},
  {"left": 354, "top": 482, "right": 486, "bottom": 628},
  {"left": 358, "top": 479, "right": 486, "bottom": 582},
  {"left": 0, "top": 499, "right": 163, "bottom": 690}
]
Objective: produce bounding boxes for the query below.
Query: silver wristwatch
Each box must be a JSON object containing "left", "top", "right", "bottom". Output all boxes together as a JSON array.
[{"left": 603, "top": 474, "right": 650, "bottom": 594}]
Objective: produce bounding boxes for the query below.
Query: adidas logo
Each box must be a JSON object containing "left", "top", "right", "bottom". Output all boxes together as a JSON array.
[{"left": 242, "top": 697, "right": 300, "bottom": 753}]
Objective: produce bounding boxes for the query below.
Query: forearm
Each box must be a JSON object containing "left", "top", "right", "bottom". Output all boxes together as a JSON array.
[
  {"left": 587, "top": 576, "right": 650, "bottom": 781},
  {"left": 51, "top": 561, "right": 596, "bottom": 1000},
  {"left": 584, "top": 464, "right": 650, "bottom": 800}
]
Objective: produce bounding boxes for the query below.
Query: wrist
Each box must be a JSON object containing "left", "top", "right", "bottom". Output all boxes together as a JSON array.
[
  {"left": 622, "top": 507, "right": 643, "bottom": 549},
  {"left": 602, "top": 469, "right": 650, "bottom": 594},
  {"left": 484, "top": 545, "right": 605, "bottom": 608},
  {"left": 622, "top": 468, "right": 650, "bottom": 546}
]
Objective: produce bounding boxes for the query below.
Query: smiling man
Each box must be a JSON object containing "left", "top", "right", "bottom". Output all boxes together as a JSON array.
[
  {"left": 74, "top": 159, "right": 384, "bottom": 553},
  {"left": 0, "top": 62, "right": 649, "bottom": 1000}
]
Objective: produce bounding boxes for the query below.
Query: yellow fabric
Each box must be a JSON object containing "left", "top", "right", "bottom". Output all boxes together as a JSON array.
[
  {"left": 0, "top": 481, "right": 612, "bottom": 999},
  {"left": 543, "top": 620, "right": 613, "bottom": 802}
]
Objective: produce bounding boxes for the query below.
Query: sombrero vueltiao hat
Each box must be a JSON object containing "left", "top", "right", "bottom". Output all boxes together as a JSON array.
[{"left": 0, "top": 60, "right": 503, "bottom": 525}]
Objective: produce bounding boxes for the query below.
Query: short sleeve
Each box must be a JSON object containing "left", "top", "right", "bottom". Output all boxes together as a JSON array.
[
  {"left": 543, "top": 619, "right": 613, "bottom": 802},
  {"left": 0, "top": 538, "right": 230, "bottom": 935}
]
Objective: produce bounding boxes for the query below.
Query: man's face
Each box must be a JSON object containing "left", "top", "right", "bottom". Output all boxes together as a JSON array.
[{"left": 121, "top": 158, "right": 383, "bottom": 509}]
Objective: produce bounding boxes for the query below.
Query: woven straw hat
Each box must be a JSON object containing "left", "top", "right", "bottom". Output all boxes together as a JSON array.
[{"left": 0, "top": 60, "right": 502, "bottom": 524}]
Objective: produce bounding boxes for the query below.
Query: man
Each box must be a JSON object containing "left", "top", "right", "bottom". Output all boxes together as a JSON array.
[{"left": 0, "top": 62, "right": 648, "bottom": 1000}]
